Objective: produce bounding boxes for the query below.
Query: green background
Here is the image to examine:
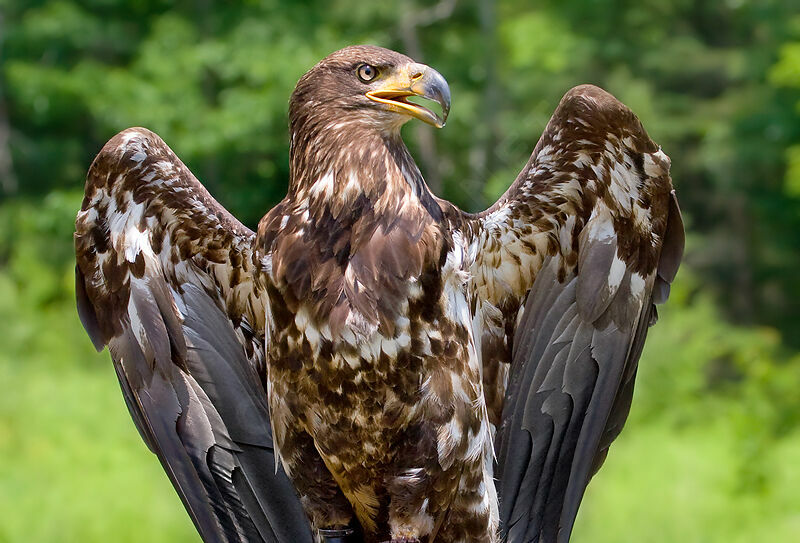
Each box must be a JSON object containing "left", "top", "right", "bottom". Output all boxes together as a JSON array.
[{"left": 1, "top": 1, "right": 799, "bottom": 541}]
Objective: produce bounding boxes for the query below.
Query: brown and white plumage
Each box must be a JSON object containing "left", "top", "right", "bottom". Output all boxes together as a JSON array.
[
  {"left": 470, "top": 86, "right": 685, "bottom": 542},
  {"left": 75, "top": 46, "right": 683, "bottom": 543},
  {"left": 75, "top": 130, "right": 312, "bottom": 542}
]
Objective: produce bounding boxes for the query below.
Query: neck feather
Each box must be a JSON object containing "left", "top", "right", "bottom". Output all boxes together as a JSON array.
[{"left": 288, "top": 119, "right": 440, "bottom": 217}]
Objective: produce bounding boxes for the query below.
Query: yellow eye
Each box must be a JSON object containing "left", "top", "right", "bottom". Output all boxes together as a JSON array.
[{"left": 357, "top": 64, "right": 378, "bottom": 82}]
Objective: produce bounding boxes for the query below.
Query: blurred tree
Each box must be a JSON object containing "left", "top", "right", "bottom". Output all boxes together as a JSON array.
[{"left": 2, "top": 0, "right": 799, "bottom": 337}]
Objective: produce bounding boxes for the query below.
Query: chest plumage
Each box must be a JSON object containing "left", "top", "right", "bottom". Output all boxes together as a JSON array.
[{"left": 259, "top": 159, "right": 493, "bottom": 538}]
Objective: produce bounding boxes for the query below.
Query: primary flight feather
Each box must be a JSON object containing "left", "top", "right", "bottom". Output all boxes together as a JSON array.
[{"left": 75, "top": 45, "right": 684, "bottom": 543}]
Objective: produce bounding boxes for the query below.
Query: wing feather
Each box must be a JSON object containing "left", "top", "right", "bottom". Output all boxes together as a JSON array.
[
  {"left": 74, "top": 128, "right": 312, "bottom": 542},
  {"left": 463, "top": 86, "right": 685, "bottom": 542}
]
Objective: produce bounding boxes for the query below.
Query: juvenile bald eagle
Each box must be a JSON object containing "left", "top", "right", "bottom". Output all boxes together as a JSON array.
[{"left": 75, "top": 46, "right": 683, "bottom": 543}]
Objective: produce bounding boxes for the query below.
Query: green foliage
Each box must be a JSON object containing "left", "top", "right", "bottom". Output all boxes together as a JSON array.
[
  {"left": 1, "top": 0, "right": 800, "bottom": 541},
  {"left": 0, "top": 353, "right": 198, "bottom": 543},
  {"left": 574, "top": 424, "right": 800, "bottom": 542}
]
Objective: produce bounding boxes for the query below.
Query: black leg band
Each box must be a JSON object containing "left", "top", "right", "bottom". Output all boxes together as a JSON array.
[{"left": 319, "top": 527, "right": 358, "bottom": 543}]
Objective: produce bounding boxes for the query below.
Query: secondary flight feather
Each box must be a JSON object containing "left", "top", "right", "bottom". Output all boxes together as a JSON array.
[{"left": 75, "top": 45, "right": 683, "bottom": 543}]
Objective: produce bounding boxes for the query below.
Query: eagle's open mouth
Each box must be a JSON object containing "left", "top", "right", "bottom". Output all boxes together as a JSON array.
[{"left": 366, "top": 89, "right": 448, "bottom": 128}]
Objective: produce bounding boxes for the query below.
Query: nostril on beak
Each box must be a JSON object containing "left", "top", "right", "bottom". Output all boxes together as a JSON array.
[{"left": 411, "top": 71, "right": 424, "bottom": 82}]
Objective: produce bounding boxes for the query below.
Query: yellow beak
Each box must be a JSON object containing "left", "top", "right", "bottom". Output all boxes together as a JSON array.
[{"left": 366, "top": 63, "right": 451, "bottom": 128}]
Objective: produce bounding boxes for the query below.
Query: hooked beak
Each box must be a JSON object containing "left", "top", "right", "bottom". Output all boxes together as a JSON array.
[{"left": 366, "top": 63, "right": 451, "bottom": 128}]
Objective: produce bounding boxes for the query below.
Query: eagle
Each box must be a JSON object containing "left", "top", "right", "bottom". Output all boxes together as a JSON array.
[{"left": 75, "top": 45, "right": 684, "bottom": 543}]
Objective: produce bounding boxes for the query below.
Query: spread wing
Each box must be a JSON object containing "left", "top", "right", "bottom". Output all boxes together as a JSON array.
[
  {"left": 74, "top": 128, "right": 313, "bottom": 543},
  {"left": 465, "top": 85, "right": 685, "bottom": 542}
]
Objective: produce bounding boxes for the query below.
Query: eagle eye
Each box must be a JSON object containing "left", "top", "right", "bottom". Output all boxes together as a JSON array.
[{"left": 357, "top": 64, "right": 378, "bottom": 83}]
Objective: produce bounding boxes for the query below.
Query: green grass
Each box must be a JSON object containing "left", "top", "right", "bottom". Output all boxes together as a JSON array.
[
  {"left": 0, "top": 268, "right": 196, "bottom": 542},
  {"left": 0, "top": 343, "right": 198, "bottom": 543},
  {"left": 574, "top": 424, "right": 800, "bottom": 542}
]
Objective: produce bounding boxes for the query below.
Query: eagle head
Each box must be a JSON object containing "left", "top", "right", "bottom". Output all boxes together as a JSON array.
[{"left": 289, "top": 45, "right": 451, "bottom": 134}]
